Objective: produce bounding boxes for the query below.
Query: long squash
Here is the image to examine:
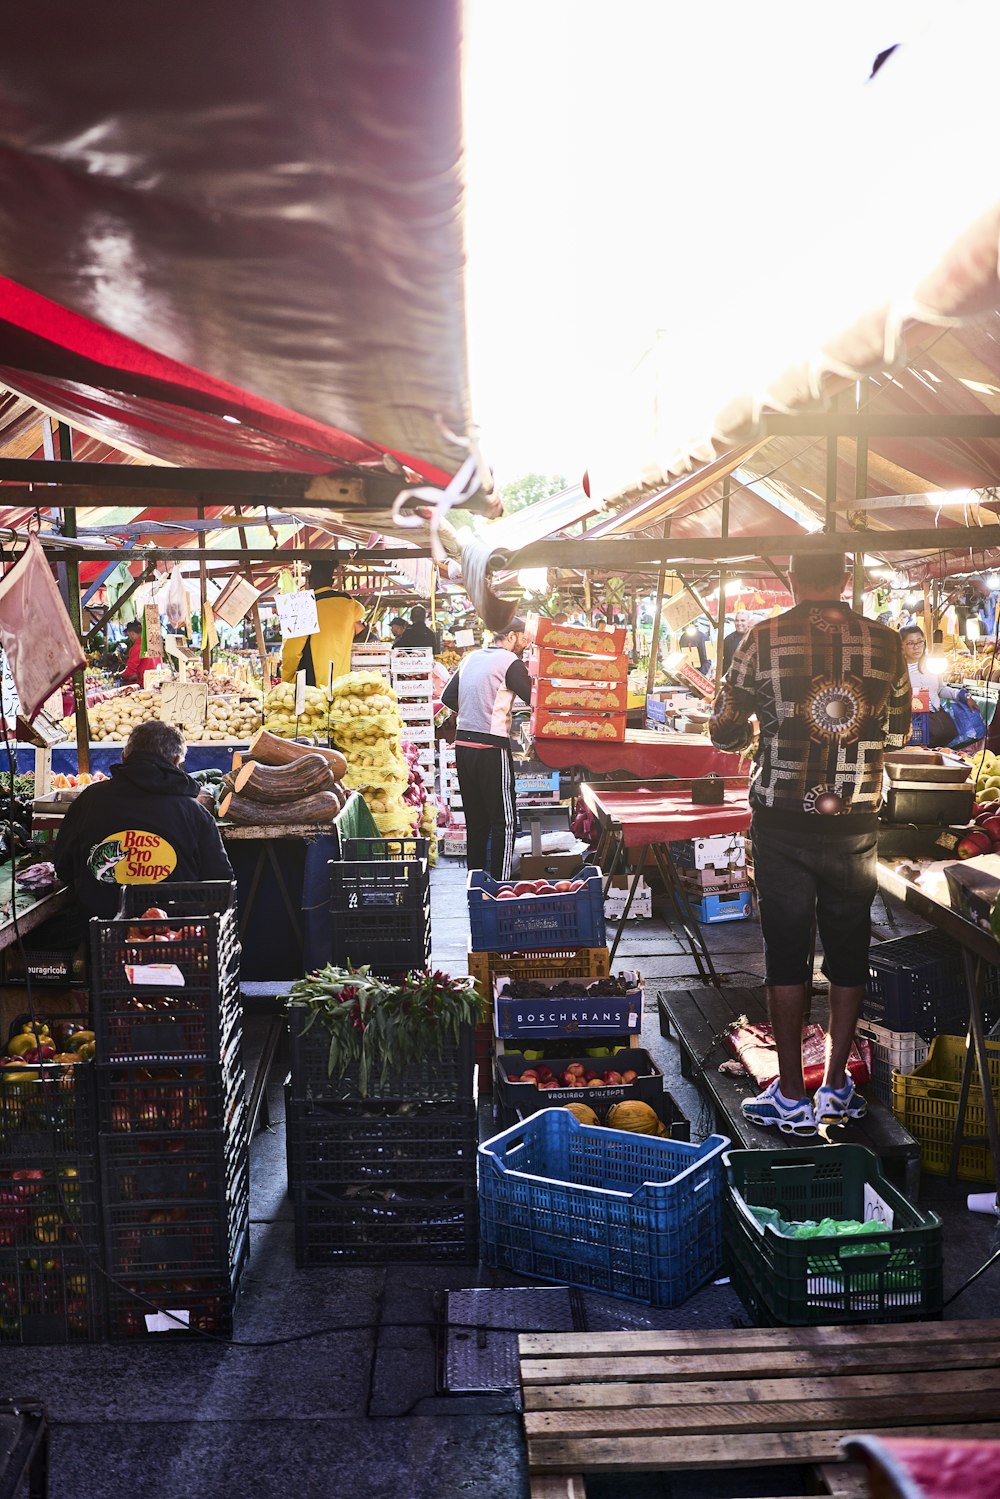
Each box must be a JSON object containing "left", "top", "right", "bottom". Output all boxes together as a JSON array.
[
  {"left": 233, "top": 753, "right": 335, "bottom": 804},
  {"left": 219, "top": 787, "right": 346, "bottom": 825},
  {"left": 247, "top": 728, "right": 347, "bottom": 779}
]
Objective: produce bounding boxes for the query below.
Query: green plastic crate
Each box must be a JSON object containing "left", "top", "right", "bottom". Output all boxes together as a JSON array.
[{"left": 723, "top": 1145, "right": 943, "bottom": 1326}]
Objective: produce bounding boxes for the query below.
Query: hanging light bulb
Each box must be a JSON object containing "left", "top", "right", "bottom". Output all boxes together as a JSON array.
[{"left": 925, "top": 655, "right": 949, "bottom": 675}]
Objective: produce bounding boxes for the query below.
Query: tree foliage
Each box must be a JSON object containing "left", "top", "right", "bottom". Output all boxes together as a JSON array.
[{"left": 497, "top": 472, "right": 568, "bottom": 515}]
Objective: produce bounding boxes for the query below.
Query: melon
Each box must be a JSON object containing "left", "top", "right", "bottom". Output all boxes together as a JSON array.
[
  {"left": 606, "top": 1100, "right": 660, "bottom": 1135},
  {"left": 561, "top": 1102, "right": 600, "bottom": 1126}
]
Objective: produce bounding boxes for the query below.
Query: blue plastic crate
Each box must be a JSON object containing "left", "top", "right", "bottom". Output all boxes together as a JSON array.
[
  {"left": 467, "top": 866, "right": 606, "bottom": 952},
  {"left": 694, "top": 886, "right": 753, "bottom": 923},
  {"left": 514, "top": 768, "right": 561, "bottom": 797},
  {"left": 864, "top": 930, "right": 1000, "bottom": 1034},
  {"left": 478, "top": 1108, "right": 730, "bottom": 1306},
  {"left": 644, "top": 696, "right": 667, "bottom": 724}
]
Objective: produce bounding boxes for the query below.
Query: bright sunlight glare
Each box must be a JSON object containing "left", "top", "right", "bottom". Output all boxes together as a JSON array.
[{"left": 462, "top": 2, "right": 998, "bottom": 493}]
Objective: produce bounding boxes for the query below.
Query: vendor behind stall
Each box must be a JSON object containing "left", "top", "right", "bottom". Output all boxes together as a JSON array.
[
  {"left": 280, "top": 560, "right": 363, "bottom": 686},
  {"left": 53, "top": 720, "right": 234, "bottom": 920}
]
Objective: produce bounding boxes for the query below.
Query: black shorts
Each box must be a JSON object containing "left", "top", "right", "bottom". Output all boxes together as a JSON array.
[{"left": 752, "top": 818, "right": 878, "bottom": 988}]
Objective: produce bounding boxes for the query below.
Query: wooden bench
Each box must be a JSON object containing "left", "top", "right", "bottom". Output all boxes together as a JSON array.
[
  {"left": 658, "top": 984, "right": 922, "bottom": 1199},
  {"left": 519, "top": 1320, "right": 1000, "bottom": 1499}
]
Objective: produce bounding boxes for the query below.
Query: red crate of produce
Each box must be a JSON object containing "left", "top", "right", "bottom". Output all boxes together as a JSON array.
[
  {"left": 0, "top": 1246, "right": 105, "bottom": 1344},
  {"left": 105, "top": 1239, "right": 248, "bottom": 1341},
  {"left": 494, "top": 1047, "right": 664, "bottom": 1123},
  {"left": 532, "top": 677, "right": 629, "bottom": 713},
  {"left": 531, "top": 708, "right": 627, "bottom": 743},
  {"left": 529, "top": 648, "right": 629, "bottom": 682},
  {"left": 526, "top": 616, "right": 626, "bottom": 657}
]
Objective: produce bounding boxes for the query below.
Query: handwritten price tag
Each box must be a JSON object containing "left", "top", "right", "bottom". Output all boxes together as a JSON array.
[
  {"left": 274, "top": 590, "right": 320, "bottom": 640},
  {"left": 160, "top": 681, "right": 208, "bottom": 734}
]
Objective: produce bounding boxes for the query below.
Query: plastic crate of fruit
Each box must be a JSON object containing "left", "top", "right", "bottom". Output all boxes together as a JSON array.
[
  {"left": 90, "top": 882, "right": 239, "bottom": 999},
  {"left": 478, "top": 1108, "right": 729, "bottom": 1306},
  {"left": 467, "top": 867, "right": 606, "bottom": 952},
  {"left": 467, "top": 946, "right": 610, "bottom": 1001},
  {"left": 96, "top": 1042, "right": 245, "bottom": 1138},
  {"left": 494, "top": 1048, "right": 664, "bottom": 1122},
  {"left": 0, "top": 1050, "right": 96, "bottom": 1164},
  {"left": 93, "top": 974, "right": 241, "bottom": 1066},
  {"left": 723, "top": 1145, "right": 943, "bottom": 1325},
  {"left": 99, "top": 1106, "right": 248, "bottom": 1206},
  {"left": 492, "top": 972, "right": 642, "bottom": 1039},
  {"left": 284, "top": 1090, "right": 477, "bottom": 1189},
  {"left": 0, "top": 1246, "right": 105, "bottom": 1344},
  {"left": 891, "top": 1033, "right": 1000, "bottom": 1183},
  {"left": 105, "top": 1232, "right": 248, "bottom": 1340},
  {"left": 291, "top": 1178, "right": 478, "bottom": 1266}
]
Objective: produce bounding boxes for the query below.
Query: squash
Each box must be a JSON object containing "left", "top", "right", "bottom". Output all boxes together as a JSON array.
[
  {"left": 247, "top": 728, "right": 347, "bottom": 779},
  {"left": 605, "top": 1100, "right": 660, "bottom": 1135},
  {"left": 562, "top": 1102, "right": 600, "bottom": 1126},
  {"left": 233, "top": 753, "right": 336, "bottom": 803},
  {"left": 219, "top": 788, "right": 344, "bottom": 825}
]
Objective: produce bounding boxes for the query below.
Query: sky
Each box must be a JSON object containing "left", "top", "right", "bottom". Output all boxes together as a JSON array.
[{"left": 461, "top": 2, "right": 998, "bottom": 494}]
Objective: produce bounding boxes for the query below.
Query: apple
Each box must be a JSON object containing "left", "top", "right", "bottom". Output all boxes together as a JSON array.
[
  {"left": 957, "top": 828, "right": 993, "bottom": 858},
  {"left": 604, "top": 1070, "right": 623, "bottom": 1084},
  {"left": 535, "top": 883, "right": 555, "bottom": 895},
  {"left": 512, "top": 881, "right": 535, "bottom": 897},
  {"left": 536, "top": 1065, "right": 554, "bottom": 1082},
  {"left": 568, "top": 880, "right": 583, "bottom": 892},
  {"left": 561, "top": 1071, "right": 578, "bottom": 1087},
  {"left": 496, "top": 889, "right": 517, "bottom": 899},
  {"left": 553, "top": 879, "right": 575, "bottom": 892},
  {"left": 507, "top": 1073, "right": 521, "bottom": 1083},
  {"left": 588, "top": 1077, "right": 605, "bottom": 1087},
  {"left": 621, "top": 1069, "right": 638, "bottom": 1084},
  {"left": 981, "top": 817, "right": 1000, "bottom": 842},
  {"left": 519, "top": 1069, "right": 538, "bottom": 1083},
  {"left": 142, "top": 907, "right": 169, "bottom": 921},
  {"left": 565, "top": 1062, "right": 586, "bottom": 1078}
]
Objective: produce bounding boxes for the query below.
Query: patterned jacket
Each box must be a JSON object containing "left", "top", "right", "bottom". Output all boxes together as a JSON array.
[{"left": 709, "top": 600, "right": 911, "bottom": 820}]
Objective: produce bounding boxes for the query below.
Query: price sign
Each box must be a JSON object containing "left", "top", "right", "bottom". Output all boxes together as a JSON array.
[
  {"left": 160, "top": 681, "right": 208, "bottom": 735},
  {"left": 144, "top": 603, "right": 163, "bottom": 660},
  {"left": 661, "top": 591, "right": 703, "bottom": 634},
  {"left": 294, "top": 669, "right": 306, "bottom": 719},
  {"left": 214, "top": 574, "right": 261, "bottom": 629},
  {"left": 273, "top": 590, "right": 320, "bottom": 641}
]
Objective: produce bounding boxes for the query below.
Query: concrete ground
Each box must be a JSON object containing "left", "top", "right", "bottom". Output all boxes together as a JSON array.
[{"left": 2, "top": 857, "right": 998, "bottom": 1499}]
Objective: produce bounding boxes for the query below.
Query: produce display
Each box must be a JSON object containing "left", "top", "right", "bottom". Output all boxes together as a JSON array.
[
  {"left": 533, "top": 648, "right": 629, "bottom": 682},
  {"left": 262, "top": 681, "right": 332, "bottom": 737},
  {"left": 507, "top": 1059, "right": 641, "bottom": 1088},
  {"left": 971, "top": 747, "right": 1000, "bottom": 809},
  {"left": 532, "top": 711, "right": 625, "bottom": 741},
  {"left": 533, "top": 680, "right": 629, "bottom": 712},
  {"left": 486, "top": 877, "right": 588, "bottom": 900},
  {"left": 1, "top": 1018, "right": 95, "bottom": 1070},
  {"left": 527, "top": 616, "right": 626, "bottom": 657},
  {"left": 216, "top": 734, "right": 349, "bottom": 825},
  {"left": 495, "top": 973, "right": 638, "bottom": 999},
  {"left": 326, "top": 672, "right": 416, "bottom": 834},
  {"left": 64, "top": 684, "right": 263, "bottom": 742},
  {"left": 561, "top": 1100, "right": 666, "bottom": 1135}
]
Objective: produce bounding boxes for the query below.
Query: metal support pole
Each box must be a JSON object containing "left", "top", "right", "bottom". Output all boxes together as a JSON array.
[
  {"left": 853, "top": 424, "right": 867, "bottom": 612},
  {"left": 825, "top": 429, "right": 838, "bottom": 534},
  {"left": 57, "top": 424, "right": 90, "bottom": 775},
  {"left": 645, "top": 564, "right": 668, "bottom": 698},
  {"left": 234, "top": 505, "right": 272, "bottom": 692},
  {"left": 715, "top": 475, "right": 731, "bottom": 687},
  {"left": 198, "top": 505, "right": 211, "bottom": 670}
]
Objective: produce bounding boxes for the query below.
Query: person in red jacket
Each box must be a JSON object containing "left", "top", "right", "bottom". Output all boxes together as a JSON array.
[{"left": 120, "top": 620, "right": 144, "bottom": 684}]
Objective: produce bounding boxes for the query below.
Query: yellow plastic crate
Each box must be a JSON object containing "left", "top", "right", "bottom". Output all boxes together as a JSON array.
[
  {"left": 466, "top": 945, "right": 611, "bottom": 1003},
  {"left": 891, "top": 1033, "right": 1000, "bottom": 1184}
]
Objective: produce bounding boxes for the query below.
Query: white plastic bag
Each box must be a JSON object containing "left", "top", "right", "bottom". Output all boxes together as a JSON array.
[{"left": 0, "top": 535, "right": 85, "bottom": 718}]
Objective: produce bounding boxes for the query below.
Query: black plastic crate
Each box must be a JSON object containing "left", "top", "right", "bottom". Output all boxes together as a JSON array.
[
  {"left": 865, "top": 929, "right": 1000, "bottom": 1035},
  {"left": 105, "top": 1226, "right": 248, "bottom": 1341},
  {"left": 287, "top": 1006, "right": 474, "bottom": 1104},
  {"left": 329, "top": 907, "right": 430, "bottom": 976},
  {"left": 0, "top": 1246, "right": 105, "bottom": 1344},
  {"left": 90, "top": 883, "right": 239, "bottom": 999},
  {"left": 99, "top": 1107, "right": 248, "bottom": 1206},
  {"left": 0, "top": 1158, "right": 101, "bottom": 1256},
  {"left": 285, "top": 1090, "right": 477, "bottom": 1190},
  {"left": 92, "top": 976, "right": 241, "bottom": 1064},
  {"left": 96, "top": 1044, "right": 245, "bottom": 1137},
  {"left": 2, "top": 941, "right": 87, "bottom": 986},
  {"left": 340, "top": 836, "right": 430, "bottom": 865},
  {"left": 0, "top": 1062, "right": 97, "bottom": 1164},
  {"left": 103, "top": 1164, "right": 249, "bottom": 1277},
  {"left": 291, "top": 1179, "right": 478, "bottom": 1266}
]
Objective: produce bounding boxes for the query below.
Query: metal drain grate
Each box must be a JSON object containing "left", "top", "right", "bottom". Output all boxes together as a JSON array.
[{"left": 442, "top": 1287, "right": 575, "bottom": 1393}]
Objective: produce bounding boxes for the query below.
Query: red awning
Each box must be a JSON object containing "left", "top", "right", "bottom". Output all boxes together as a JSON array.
[{"left": 0, "top": 0, "right": 471, "bottom": 484}]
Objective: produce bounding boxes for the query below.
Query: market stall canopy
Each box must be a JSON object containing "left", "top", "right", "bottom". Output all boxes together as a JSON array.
[{"left": 0, "top": 0, "right": 473, "bottom": 487}]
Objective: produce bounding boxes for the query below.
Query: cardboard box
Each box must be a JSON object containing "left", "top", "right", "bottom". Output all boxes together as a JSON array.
[
  {"left": 673, "top": 834, "right": 747, "bottom": 871},
  {"left": 532, "top": 677, "right": 629, "bottom": 713},
  {"left": 531, "top": 708, "right": 627, "bottom": 743},
  {"left": 529, "top": 647, "right": 629, "bottom": 683},
  {"left": 526, "top": 616, "right": 626, "bottom": 657},
  {"left": 943, "top": 854, "right": 1000, "bottom": 932},
  {"left": 603, "top": 874, "right": 653, "bottom": 920},
  {"left": 518, "top": 852, "right": 584, "bottom": 880},
  {"left": 679, "top": 864, "right": 746, "bottom": 890}
]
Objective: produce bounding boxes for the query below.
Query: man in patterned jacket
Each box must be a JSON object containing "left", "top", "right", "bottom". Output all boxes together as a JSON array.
[{"left": 710, "top": 551, "right": 911, "bottom": 1136}]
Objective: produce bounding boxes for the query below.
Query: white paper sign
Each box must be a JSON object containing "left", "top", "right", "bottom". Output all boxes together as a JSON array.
[
  {"left": 214, "top": 574, "right": 261, "bottom": 629},
  {"left": 863, "top": 1182, "right": 894, "bottom": 1229},
  {"left": 159, "top": 681, "right": 208, "bottom": 734},
  {"left": 294, "top": 670, "right": 306, "bottom": 718},
  {"left": 274, "top": 590, "right": 320, "bottom": 640},
  {"left": 124, "top": 963, "right": 186, "bottom": 987},
  {"left": 454, "top": 628, "right": 475, "bottom": 648}
]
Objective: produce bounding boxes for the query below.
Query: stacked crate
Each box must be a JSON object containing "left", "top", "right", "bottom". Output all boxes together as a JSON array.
[
  {"left": 862, "top": 930, "right": 1000, "bottom": 1109},
  {"left": 526, "top": 617, "right": 629, "bottom": 745},
  {"left": 439, "top": 743, "right": 466, "bottom": 858},
  {"left": 285, "top": 1008, "right": 477, "bottom": 1265},
  {"left": 90, "top": 882, "right": 248, "bottom": 1339},
  {"left": 391, "top": 648, "right": 436, "bottom": 785},
  {"left": 674, "top": 833, "right": 753, "bottom": 923},
  {"left": 0, "top": 1041, "right": 104, "bottom": 1344},
  {"left": 330, "top": 835, "right": 431, "bottom": 975}
]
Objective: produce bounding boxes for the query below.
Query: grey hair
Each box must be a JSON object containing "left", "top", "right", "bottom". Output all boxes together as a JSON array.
[{"left": 124, "top": 719, "right": 187, "bottom": 765}]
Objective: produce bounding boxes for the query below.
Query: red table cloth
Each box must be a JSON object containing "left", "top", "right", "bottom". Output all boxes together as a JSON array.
[
  {"left": 580, "top": 779, "right": 751, "bottom": 846},
  {"left": 533, "top": 729, "right": 741, "bottom": 779}
]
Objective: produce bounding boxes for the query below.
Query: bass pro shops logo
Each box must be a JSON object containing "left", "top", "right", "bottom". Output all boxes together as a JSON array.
[{"left": 87, "top": 830, "right": 178, "bottom": 885}]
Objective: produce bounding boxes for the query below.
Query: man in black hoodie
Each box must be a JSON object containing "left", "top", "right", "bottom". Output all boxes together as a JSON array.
[{"left": 53, "top": 720, "right": 234, "bottom": 920}]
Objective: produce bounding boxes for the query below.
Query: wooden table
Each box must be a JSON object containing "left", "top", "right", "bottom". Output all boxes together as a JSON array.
[
  {"left": 877, "top": 860, "right": 1000, "bottom": 1187},
  {"left": 518, "top": 1320, "right": 1000, "bottom": 1499},
  {"left": 579, "top": 777, "right": 752, "bottom": 980}
]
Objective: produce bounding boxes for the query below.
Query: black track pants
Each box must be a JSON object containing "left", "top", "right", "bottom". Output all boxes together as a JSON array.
[{"left": 455, "top": 744, "right": 516, "bottom": 878}]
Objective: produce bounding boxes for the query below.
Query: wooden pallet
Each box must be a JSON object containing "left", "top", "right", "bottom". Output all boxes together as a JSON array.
[
  {"left": 519, "top": 1320, "right": 1000, "bottom": 1499},
  {"left": 659, "top": 985, "right": 922, "bottom": 1199}
]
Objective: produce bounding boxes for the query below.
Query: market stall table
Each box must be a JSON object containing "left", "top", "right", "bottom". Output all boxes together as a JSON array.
[
  {"left": 533, "top": 729, "right": 741, "bottom": 780},
  {"left": 877, "top": 858, "right": 1000, "bottom": 1187},
  {"left": 0, "top": 866, "right": 70, "bottom": 950},
  {"left": 219, "top": 791, "right": 377, "bottom": 981},
  {"left": 579, "top": 777, "right": 751, "bottom": 979},
  {"left": 14, "top": 742, "right": 250, "bottom": 778}
]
